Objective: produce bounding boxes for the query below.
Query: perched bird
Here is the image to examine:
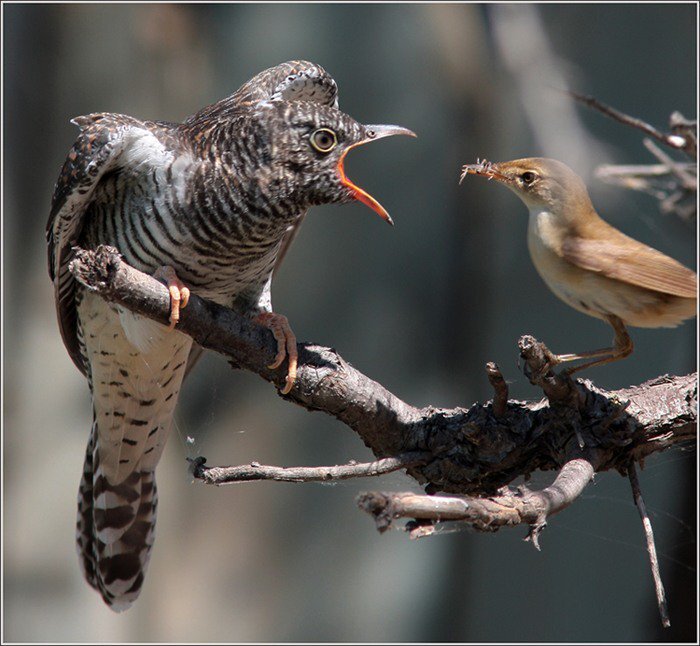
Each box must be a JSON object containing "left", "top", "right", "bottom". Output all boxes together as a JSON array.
[
  {"left": 460, "top": 157, "right": 697, "bottom": 372},
  {"left": 47, "top": 60, "right": 414, "bottom": 611}
]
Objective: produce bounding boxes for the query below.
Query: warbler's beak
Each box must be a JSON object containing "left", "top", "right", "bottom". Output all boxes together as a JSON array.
[
  {"left": 459, "top": 159, "right": 510, "bottom": 184},
  {"left": 337, "top": 125, "right": 416, "bottom": 226}
]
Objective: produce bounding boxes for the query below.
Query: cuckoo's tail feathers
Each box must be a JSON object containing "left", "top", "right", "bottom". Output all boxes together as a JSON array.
[{"left": 76, "top": 425, "right": 158, "bottom": 612}]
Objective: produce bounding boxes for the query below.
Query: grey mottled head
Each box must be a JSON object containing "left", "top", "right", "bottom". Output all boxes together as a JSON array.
[
  {"left": 249, "top": 101, "right": 415, "bottom": 223},
  {"left": 186, "top": 60, "right": 415, "bottom": 224}
]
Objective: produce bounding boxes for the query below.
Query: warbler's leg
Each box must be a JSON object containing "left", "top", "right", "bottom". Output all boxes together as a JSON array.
[{"left": 563, "top": 316, "right": 633, "bottom": 375}]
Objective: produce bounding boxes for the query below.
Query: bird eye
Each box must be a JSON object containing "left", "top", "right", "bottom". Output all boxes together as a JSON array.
[
  {"left": 310, "top": 128, "right": 338, "bottom": 153},
  {"left": 521, "top": 171, "right": 537, "bottom": 185}
]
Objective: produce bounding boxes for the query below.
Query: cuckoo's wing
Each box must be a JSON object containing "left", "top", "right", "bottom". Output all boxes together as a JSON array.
[
  {"left": 47, "top": 113, "right": 177, "bottom": 374},
  {"left": 561, "top": 233, "right": 697, "bottom": 298}
]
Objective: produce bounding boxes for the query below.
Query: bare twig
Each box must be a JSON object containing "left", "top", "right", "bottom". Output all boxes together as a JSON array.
[
  {"left": 595, "top": 162, "right": 696, "bottom": 192},
  {"left": 190, "top": 452, "right": 431, "bottom": 486},
  {"left": 567, "top": 91, "right": 697, "bottom": 221},
  {"left": 642, "top": 138, "right": 697, "bottom": 190},
  {"left": 567, "top": 91, "right": 689, "bottom": 154},
  {"left": 595, "top": 157, "right": 697, "bottom": 221},
  {"left": 628, "top": 462, "right": 671, "bottom": 629},
  {"left": 485, "top": 362, "right": 508, "bottom": 418}
]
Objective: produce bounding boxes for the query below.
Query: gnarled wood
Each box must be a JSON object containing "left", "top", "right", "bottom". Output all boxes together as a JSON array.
[{"left": 70, "top": 246, "right": 697, "bottom": 500}]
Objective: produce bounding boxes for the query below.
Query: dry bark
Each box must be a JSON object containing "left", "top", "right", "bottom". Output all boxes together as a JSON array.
[
  {"left": 70, "top": 245, "right": 696, "bottom": 516},
  {"left": 69, "top": 245, "right": 697, "bottom": 626}
]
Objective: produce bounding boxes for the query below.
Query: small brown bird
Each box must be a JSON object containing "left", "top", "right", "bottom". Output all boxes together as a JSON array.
[{"left": 460, "top": 157, "right": 697, "bottom": 373}]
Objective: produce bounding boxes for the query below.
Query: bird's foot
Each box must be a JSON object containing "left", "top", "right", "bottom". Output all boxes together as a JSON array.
[
  {"left": 154, "top": 266, "right": 190, "bottom": 330},
  {"left": 255, "top": 312, "right": 298, "bottom": 395},
  {"left": 530, "top": 345, "right": 563, "bottom": 381}
]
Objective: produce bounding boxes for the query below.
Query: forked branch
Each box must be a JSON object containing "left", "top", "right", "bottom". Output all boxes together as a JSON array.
[
  {"left": 568, "top": 91, "right": 697, "bottom": 220},
  {"left": 70, "top": 246, "right": 695, "bottom": 628},
  {"left": 69, "top": 245, "right": 696, "bottom": 499}
]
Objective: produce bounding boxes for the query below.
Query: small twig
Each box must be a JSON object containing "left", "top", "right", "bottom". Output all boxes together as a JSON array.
[
  {"left": 595, "top": 163, "right": 694, "bottom": 180},
  {"left": 642, "top": 138, "right": 697, "bottom": 190},
  {"left": 192, "top": 451, "right": 432, "bottom": 485},
  {"left": 628, "top": 462, "right": 671, "bottom": 629},
  {"left": 485, "top": 362, "right": 508, "bottom": 418},
  {"left": 567, "top": 91, "right": 688, "bottom": 153},
  {"left": 594, "top": 162, "right": 697, "bottom": 198},
  {"left": 594, "top": 157, "right": 697, "bottom": 221},
  {"left": 568, "top": 93, "right": 698, "bottom": 222}
]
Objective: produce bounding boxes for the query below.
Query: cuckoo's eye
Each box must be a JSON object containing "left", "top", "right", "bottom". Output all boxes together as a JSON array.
[
  {"left": 310, "top": 128, "right": 337, "bottom": 153},
  {"left": 521, "top": 171, "right": 537, "bottom": 185}
]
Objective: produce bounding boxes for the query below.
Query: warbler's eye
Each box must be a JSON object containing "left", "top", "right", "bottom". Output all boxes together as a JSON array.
[
  {"left": 521, "top": 171, "right": 537, "bottom": 185},
  {"left": 310, "top": 128, "right": 337, "bottom": 153}
]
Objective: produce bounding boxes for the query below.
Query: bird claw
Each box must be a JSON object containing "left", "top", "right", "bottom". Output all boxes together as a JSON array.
[
  {"left": 154, "top": 266, "right": 190, "bottom": 329},
  {"left": 255, "top": 312, "right": 298, "bottom": 394}
]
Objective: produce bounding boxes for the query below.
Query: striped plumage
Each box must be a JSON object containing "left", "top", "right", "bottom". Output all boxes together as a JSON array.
[{"left": 47, "top": 60, "right": 414, "bottom": 611}]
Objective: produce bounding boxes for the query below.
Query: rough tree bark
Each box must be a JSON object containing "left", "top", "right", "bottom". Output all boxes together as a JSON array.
[
  {"left": 70, "top": 245, "right": 696, "bottom": 626},
  {"left": 69, "top": 246, "right": 696, "bottom": 503}
]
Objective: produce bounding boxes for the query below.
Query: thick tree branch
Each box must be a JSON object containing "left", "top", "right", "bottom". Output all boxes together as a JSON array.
[
  {"left": 70, "top": 246, "right": 696, "bottom": 625},
  {"left": 70, "top": 246, "right": 697, "bottom": 502},
  {"left": 358, "top": 457, "right": 596, "bottom": 542}
]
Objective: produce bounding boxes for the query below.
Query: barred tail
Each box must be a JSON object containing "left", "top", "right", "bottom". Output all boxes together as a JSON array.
[{"left": 76, "top": 420, "right": 158, "bottom": 612}]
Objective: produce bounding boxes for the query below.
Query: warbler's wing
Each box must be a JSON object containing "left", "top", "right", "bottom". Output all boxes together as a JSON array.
[{"left": 561, "top": 233, "right": 697, "bottom": 298}]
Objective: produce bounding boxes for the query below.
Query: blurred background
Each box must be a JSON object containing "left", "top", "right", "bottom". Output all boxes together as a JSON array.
[{"left": 3, "top": 3, "right": 697, "bottom": 642}]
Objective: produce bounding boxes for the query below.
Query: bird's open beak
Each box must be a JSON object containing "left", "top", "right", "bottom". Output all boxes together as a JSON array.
[
  {"left": 337, "top": 125, "right": 416, "bottom": 226},
  {"left": 459, "top": 159, "right": 510, "bottom": 184}
]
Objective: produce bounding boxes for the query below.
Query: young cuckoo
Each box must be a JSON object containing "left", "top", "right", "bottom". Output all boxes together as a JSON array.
[{"left": 47, "top": 60, "right": 414, "bottom": 611}]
